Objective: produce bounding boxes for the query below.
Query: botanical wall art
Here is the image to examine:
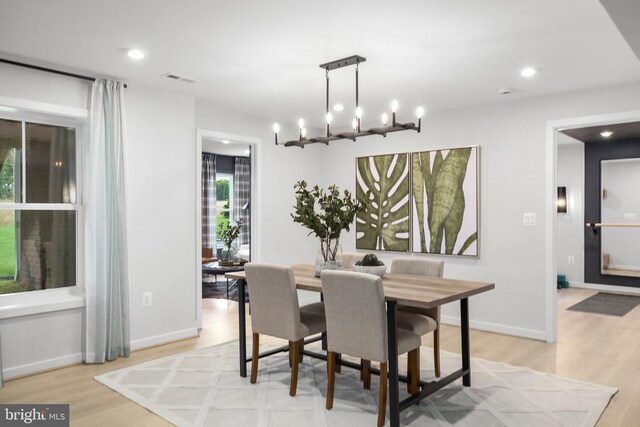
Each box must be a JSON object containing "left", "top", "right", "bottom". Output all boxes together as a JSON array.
[
  {"left": 411, "top": 146, "right": 479, "bottom": 256},
  {"left": 356, "top": 153, "right": 410, "bottom": 252}
]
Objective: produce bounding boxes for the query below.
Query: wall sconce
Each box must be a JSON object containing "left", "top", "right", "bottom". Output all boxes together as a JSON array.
[{"left": 557, "top": 186, "right": 567, "bottom": 213}]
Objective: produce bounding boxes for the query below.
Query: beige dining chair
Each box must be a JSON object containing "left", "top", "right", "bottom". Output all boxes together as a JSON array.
[
  {"left": 341, "top": 252, "right": 363, "bottom": 269},
  {"left": 321, "top": 270, "right": 421, "bottom": 427},
  {"left": 390, "top": 257, "right": 444, "bottom": 377},
  {"left": 244, "top": 263, "right": 327, "bottom": 396}
]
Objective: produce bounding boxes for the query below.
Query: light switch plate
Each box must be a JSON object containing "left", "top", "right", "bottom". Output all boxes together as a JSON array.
[{"left": 523, "top": 213, "right": 536, "bottom": 226}]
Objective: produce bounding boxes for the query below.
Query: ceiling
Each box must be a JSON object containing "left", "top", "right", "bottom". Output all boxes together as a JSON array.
[
  {"left": 1, "top": 0, "right": 640, "bottom": 131},
  {"left": 202, "top": 138, "right": 250, "bottom": 157},
  {"left": 560, "top": 121, "right": 640, "bottom": 143}
]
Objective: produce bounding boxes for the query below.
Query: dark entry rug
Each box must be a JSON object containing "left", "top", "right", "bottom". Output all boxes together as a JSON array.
[
  {"left": 567, "top": 292, "right": 640, "bottom": 317},
  {"left": 202, "top": 280, "right": 249, "bottom": 302}
]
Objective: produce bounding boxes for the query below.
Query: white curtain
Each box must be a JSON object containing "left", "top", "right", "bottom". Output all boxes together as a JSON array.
[{"left": 85, "top": 79, "right": 130, "bottom": 363}]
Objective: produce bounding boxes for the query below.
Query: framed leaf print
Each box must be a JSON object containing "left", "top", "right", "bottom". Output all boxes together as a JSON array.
[
  {"left": 356, "top": 153, "right": 410, "bottom": 252},
  {"left": 411, "top": 146, "right": 479, "bottom": 257}
]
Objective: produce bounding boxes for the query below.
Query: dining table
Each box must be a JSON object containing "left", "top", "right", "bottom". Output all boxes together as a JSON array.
[{"left": 226, "top": 264, "right": 495, "bottom": 427}]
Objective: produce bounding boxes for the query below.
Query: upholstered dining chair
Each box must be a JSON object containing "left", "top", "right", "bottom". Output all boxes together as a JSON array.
[
  {"left": 390, "top": 257, "right": 444, "bottom": 377},
  {"left": 321, "top": 270, "right": 421, "bottom": 427},
  {"left": 244, "top": 263, "right": 327, "bottom": 396},
  {"left": 341, "top": 252, "right": 363, "bottom": 269}
]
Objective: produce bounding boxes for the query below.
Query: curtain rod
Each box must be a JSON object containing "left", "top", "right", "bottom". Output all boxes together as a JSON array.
[{"left": 0, "top": 58, "right": 128, "bottom": 88}]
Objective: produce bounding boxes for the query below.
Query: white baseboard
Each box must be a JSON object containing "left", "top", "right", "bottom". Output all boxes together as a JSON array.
[
  {"left": 4, "top": 353, "right": 83, "bottom": 380},
  {"left": 440, "top": 315, "right": 547, "bottom": 341},
  {"left": 131, "top": 328, "right": 199, "bottom": 351},
  {"left": 569, "top": 281, "right": 640, "bottom": 295}
]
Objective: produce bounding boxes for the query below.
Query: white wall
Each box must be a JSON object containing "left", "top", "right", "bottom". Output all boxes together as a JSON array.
[
  {"left": 125, "top": 85, "right": 198, "bottom": 346},
  {"left": 319, "top": 82, "right": 640, "bottom": 340},
  {"left": 601, "top": 158, "right": 640, "bottom": 270},
  {"left": 556, "top": 140, "right": 585, "bottom": 283}
]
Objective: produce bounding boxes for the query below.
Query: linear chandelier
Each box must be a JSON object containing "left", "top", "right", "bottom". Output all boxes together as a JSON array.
[{"left": 272, "top": 55, "right": 423, "bottom": 148}]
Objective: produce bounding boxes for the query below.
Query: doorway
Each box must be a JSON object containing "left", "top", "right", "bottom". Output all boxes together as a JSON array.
[
  {"left": 196, "top": 129, "right": 260, "bottom": 329},
  {"left": 545, "top": 109, "right": 640, "bottom": 342}
]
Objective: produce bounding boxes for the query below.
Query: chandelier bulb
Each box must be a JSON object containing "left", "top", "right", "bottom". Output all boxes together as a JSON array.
[
  {"left": 416, "top": 106, "right": 424, "bottom": 119},
  {"left": 298, "top": 118, "right": 305, "bottom": 129},
  {"left": 326, "top": 112, "right": 333, "bottom": 124},
  {"left": 356, "top": 107, "right": 363, "bottom": 119},
  {"left": 381, "top": 113, "right": 388, "bottom": 126},
  {"left": 391, "top": 100, "right": 399, "bottom": 113},
  {"left": 301, "top": 128, "right": 307, "bottom": 138},
  {"left": 352, "top": 118, "right": 358, "bottom": 131},
  {"left": 273, "top": 123, "right": 280, "bottom": 133}
]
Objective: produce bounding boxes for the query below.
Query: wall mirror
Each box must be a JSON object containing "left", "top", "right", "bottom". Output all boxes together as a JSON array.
[{"left": 600, "top": 158, "right": 640, "bottom": 277}]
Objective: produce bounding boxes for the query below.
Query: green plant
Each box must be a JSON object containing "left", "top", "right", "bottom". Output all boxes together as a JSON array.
[
  {"left": 291, "top": 180, "right": 364, "bottom": 261},
  {"left": 221, "top": 218, "right": 243, "bottom": 252}
]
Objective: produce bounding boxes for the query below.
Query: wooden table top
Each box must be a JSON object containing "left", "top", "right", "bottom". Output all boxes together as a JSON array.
[{"left": 226, "top": 264, "right": 494, "bottom": 309}]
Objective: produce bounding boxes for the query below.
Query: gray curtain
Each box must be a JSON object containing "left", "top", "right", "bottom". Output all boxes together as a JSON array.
[
  {"left": 85, "top": 79, "right": 130, "bottom": 363},
  {"left": 233, "top": 156, "right": 251, "bottom": 247},
  {"left": 202, "top": 153, "right": 217, "bottom": 250}
]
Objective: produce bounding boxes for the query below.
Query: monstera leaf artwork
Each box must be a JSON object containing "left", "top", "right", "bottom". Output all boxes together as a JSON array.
[
  {"left": 411, "top": 146, "right": 479, "bottom": 256},
  {"left": 356, "top": 153, "right": 410, "bottom": 252}
]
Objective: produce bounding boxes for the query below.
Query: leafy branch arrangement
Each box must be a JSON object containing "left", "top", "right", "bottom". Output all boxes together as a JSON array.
[
  {"left": 221, "top": 218, "right": 243, "bottom": 252},
  {"left": 291, "top": 180, "right": 364, "bottom": 261}
]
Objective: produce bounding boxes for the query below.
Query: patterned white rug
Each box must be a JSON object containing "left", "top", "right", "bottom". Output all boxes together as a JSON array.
[{"left": 95, "top": 341, "right": 616, "bottom": 426}]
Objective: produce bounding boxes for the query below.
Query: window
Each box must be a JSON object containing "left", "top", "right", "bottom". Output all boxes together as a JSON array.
[
  {"left": 0, "top": 118, "right": 79, "bottom": 295},
  {"left": 215, "top": 173, "right": 234, "bottom": 244}
]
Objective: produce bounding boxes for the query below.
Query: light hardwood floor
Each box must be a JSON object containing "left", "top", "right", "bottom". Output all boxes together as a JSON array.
[{"left": 0, "top": 288, "right": 638, "bottom": 426}]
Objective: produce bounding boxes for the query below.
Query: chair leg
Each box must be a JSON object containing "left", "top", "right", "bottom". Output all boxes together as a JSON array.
[
  {"left": 250, "top": 333, "right": 259, "bottom": 384},
  {"left": 326, "top": 351, "right": 336, "bottom": 410},
  {"left": 335, "top": 353, "right": 342, "bottom": 373},
  {"left": 407, "top": 348, "right": 420, "bottom": 394},
  {"left": 299, "top": 340, "right": 304, "bottom": 363},
  {"left": 434, "top": 328, "right": 441, "bottom": 378},
  {"left": 290, "top": 340, "right": 300, "bottom": 396},
  {"left": 378, "top": 362, "right": 387, "bottom": 427},
  {"left": 362, "top": 359, "right": 371, "bottom": 389},
  {"left": 288, "top": 341, "right": 293, "bottom": 368}
]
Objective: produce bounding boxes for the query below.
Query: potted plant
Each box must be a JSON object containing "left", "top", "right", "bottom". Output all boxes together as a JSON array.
[
  {"left": 291, "top": 180, "right": 364, "bottom": 276},
  {"left": 220, "top": 218, "right": 243, "bottom": 265}
]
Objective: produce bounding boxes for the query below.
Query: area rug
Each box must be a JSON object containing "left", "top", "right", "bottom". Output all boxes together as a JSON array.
[
  {"left": 95, "top": 341, "right": 616, "bottom": 427},
  {"left": 567, "top": 292, "right": 640, "bottom": 317},
  {"left": 202, "top": 280, "right": 249, "bottom": 302}
]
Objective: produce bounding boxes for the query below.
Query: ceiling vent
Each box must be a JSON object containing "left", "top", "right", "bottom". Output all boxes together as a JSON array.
[{"left": 161, "top": 73, "right": 196, "bottom": 83}]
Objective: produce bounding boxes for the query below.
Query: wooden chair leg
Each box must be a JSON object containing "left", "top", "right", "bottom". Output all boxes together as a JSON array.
[
  {"left": 326, "top": 351, "right": 336, "bottom": 409},
  {"left": 378, "top": 362, "right": 387, "bottom": 427},
  {"left": 434, "top": 328, "right": 441, "bottom": 378},
  {"left": 299, "top": 340, "right": 304, "bottom": 363},
  {"left": 362, "top": 359, "right": 371, "bottom": 389},
  {"left": 288, "top": 341, "right": 296, "bottom": 368},
  {"left": 335, "top": 353, "right": 342, "bottom": 373},
  {"left": 290, "top": 340, "right": 300, "bottom": 396},
  {"left": 250, "top": 333, "right": 259, "bottom": 384},
  {"left": 407, "top": 348, "right": 420, "bottom": 394}
]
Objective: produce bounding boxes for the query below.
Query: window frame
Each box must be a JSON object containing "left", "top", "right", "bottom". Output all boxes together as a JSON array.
[{"left": 0, "top": 111, "right": 84, "bottom": 299}]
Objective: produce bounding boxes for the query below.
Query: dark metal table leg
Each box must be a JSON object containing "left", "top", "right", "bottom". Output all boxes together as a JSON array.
[
  {"left": 460, "top": 297, "right": 470, "bottom": 387},
  {"left": 387, "top": 300, "right": 400, "bottom": 427},
  {"left": 239, "top": 278, "right": 247, "bottom": 377}
]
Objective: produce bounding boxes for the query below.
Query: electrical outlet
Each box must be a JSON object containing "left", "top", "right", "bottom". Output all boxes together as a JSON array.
[
  {"left": 142, "top": 292, "right": 152, "bottom": 307},
  {"left": 568, "top": 256, "right": 575, "bottom": 265},
  {"left": 523, "top": 213, "right": 536, "bottom": 226}
]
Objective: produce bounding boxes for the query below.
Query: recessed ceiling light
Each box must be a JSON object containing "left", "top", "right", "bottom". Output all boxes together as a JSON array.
[
  {"left": 600, "top": 131, "right": 614, "bottom": 138},
  {"left": 222, "top": 140, "right": 230, "bottom": 144},
  {"left": 244, "top": 149, "right": 250, "bottom": 154},
  {"left": 127, "top": 49, "right": 145, "bottom": 60},
  {"left": 520, "top": 67, "right": 536, "bottom": 78},
  {"left": 333, "top": 104, "right": 344, "bottom": 112}
]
